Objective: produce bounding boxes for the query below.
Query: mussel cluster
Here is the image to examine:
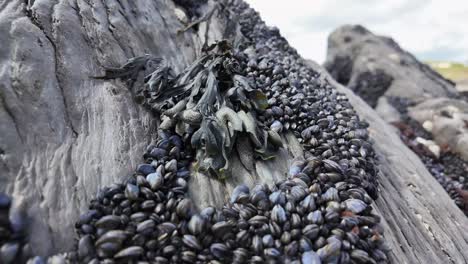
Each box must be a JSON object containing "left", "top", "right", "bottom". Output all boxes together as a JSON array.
[
  {"left": 0, "top": 194, "right": 31, "bottom": 263},
  {"left": 67, "top": 0, "right": 389, "bottom": 263},
  {"left": 441, "top": 153, "right": 468, "bottom": 193},
  {"left": 3, "top": 0, "right": 391, "bottom": 263},
  {"left": 388, "top": 96, "right": 468, "bottom": 213}
]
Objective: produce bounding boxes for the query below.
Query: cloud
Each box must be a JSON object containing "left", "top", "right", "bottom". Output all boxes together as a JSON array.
[
  {"left": 417, "top": 46, "right": 465, "bottom": 62},
  {"left": 245, "top": 0, "right": 468, "bottom": 64},
  {"left": 296, "top": 0, "right": 426, "bottom": 30}
]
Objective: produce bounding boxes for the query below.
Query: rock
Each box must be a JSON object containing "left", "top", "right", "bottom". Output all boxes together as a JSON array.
[
  {"left": 415, "top": 137, "right": 441, "bottom": 158},
  {"left": 409, "top": 98, "right": 468, "bottom": 161},
  {"left": 324, "top": 25, "right": 468, "bottom": 213},
  {"left": 422, "top": 120, "right": 433, "bottom": 132},
  {"left": 314, "top": 62, "right": 468, "bottom": 263},
  {"left": 324, "top": 25, "right": 458, "bottom": 110}
]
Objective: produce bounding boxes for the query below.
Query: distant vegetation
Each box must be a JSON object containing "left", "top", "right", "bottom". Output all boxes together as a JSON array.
[{"left": 427, "top": 61, "right": 468, "bottom": 83}]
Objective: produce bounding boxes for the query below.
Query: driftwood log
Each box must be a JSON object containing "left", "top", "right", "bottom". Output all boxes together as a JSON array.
[
  {"left": 0, "top": 0, "right": 467, "bottom": 262},
  {"left": 313, "top": 62, "right": 468, "bottom": 263}
]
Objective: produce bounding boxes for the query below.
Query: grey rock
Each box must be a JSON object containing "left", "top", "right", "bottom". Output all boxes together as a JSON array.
[
  {"left": 324, "top": 25, "right": 458, "bottom": 109},
  {"left": 324, "top": 25, "right": 468, "bottom": 163},
  {"left": 409, "top": 97, "right": 468, "bottom": 161}
]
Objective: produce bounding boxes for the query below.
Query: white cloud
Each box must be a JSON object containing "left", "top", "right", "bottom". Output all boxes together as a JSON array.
[{"left": 245, "top": 0, "right": 468, "bottom": 64}]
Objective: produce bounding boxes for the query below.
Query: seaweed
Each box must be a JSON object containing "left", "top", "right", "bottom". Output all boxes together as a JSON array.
[{"left": 100, "top": 40, "right": 280, "bottom": 179}]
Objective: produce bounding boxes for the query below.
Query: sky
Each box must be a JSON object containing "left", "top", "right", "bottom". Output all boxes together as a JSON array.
[{"left": 245, "top": 0, "right": 468, "bottom": 64}]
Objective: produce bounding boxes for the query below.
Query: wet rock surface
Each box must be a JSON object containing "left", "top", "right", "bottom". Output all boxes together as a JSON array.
[{"left": 1, "top": 1, "right": 468, "bottom": 264}]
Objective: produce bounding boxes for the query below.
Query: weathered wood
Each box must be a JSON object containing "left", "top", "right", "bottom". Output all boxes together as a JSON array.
[
  {"left": 190, "top": 58, "right": 468, "bottom": 263},
  {"left": 1, "top": 0, "right": 467, "bottom": 262},
  {"left": 188, "top": 133, "right": 303, "bottom": 209},
  {"left": 0, "top": 0, "right": 213, "bottom": 255},
  {"left": 314, "top": 63, "right": 468, "bottom": 263}
]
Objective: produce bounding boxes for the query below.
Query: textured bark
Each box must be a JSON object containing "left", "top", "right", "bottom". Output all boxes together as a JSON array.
[{"left": 0, "top": 1, "right": 467, "bottom": 262}]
